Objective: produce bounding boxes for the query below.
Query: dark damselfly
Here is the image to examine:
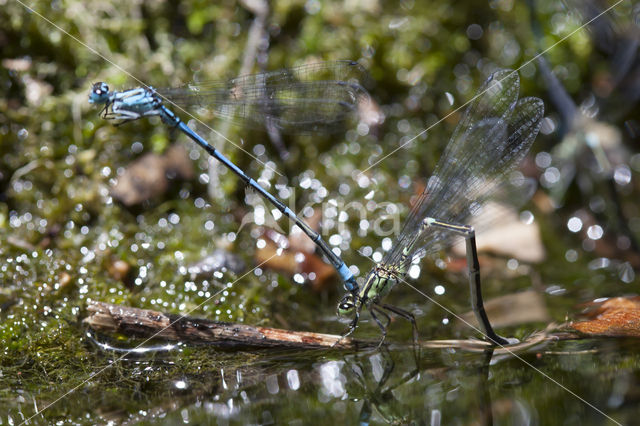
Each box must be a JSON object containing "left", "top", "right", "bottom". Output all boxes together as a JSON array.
[{"left": 337, "top": 69, "right": 544, "bottom": 346}]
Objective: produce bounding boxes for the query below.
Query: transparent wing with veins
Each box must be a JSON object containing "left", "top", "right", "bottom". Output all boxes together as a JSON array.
[
  {"left": 159, "top": 61, "right": 370, "bottom": 133},
  {"left": 381, "top": 69, "right": 545, "bottom": 271}
]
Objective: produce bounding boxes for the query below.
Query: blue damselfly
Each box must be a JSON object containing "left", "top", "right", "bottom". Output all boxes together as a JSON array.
[
  {"left": 337, "top": 69, "right": 544, "bottom": 346},
  {"left": 94, "top": 60, "right": 368, "bottom": 132},
  {"left": 89, "top": 61, "right": 368, "bottom": 293}
]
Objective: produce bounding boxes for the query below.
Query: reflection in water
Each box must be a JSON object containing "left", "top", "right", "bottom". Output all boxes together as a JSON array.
[
  {"left": 84, "top": 338, "right": 547, "bottom": 424},
  {"left": 341, "top": 347, "right": 496, "bottom": 425},
  {"left": 477, "top": 349, "right": 494, "bottom": 426},
  {"left": 319, "top": 361, "right": 348, "bottom": 400},
  {"left": 86, "top": 330, "right": 180, "bottom": 354},
  {"left": 345, "top": 348, "right": 418, "bottom": 424}
]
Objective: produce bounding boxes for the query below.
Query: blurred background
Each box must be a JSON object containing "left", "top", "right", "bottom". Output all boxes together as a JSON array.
[{"left": 1, "top": 0, "right": 640, "bottom": 424}]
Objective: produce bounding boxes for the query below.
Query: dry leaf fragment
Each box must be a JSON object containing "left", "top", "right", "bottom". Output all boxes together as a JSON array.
[
  {"left": 111, "top": 144, "right": 193, "bottom": 206},
  {"left": 458, "top": 289, "right": 550, "bottom": 329},
  {"left": 570, "top": 296, "right": 640, "bottom": 337},
  {"left": 254, "top": 222, "right": 336, "bottom": 291},
  {"left": 452, "top": 202, "right": 545, "bottom": 263}
]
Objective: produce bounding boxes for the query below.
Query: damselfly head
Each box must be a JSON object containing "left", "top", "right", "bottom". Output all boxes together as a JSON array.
[
  {"left": 89, "top": 82, "right": 110, "bottom": 104},
  {"left": 337, "top": 292, "right": 359, "bottom": 318}
]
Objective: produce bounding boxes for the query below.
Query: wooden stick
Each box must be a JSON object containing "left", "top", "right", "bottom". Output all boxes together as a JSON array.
[
  {"left": 84, "top": 301, "right": 369, "bottom": 350},
  {"left": 84, "top": 301, "right": 571, "bottom": 352}
]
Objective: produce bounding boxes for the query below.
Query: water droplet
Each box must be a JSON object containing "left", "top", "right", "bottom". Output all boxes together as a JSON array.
[{"left": 445, "top": 92, "right": 455, "bottom": 106}]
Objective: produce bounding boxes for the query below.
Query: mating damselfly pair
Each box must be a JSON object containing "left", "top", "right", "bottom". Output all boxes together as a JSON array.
[{"left": 89, "top": 61, "right": 544, "bottom": 346}]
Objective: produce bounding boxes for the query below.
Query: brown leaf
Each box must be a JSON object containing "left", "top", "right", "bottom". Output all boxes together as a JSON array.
[
  {"left": 581, "top": 296, "right": 640, "bottom": 317},
  {"left": 111, "top": 144, "right": 193, "bottom": 206},
  {"left": 106, "top": 258, "right": 136, "bottom": 289},
  {"left": 163, "top": 144, "right": 195, "bottom": 181},
  {"left": 111, "top": 153, "right": 167, "bottom": 205},
  {"left": 255, "top": 242, "right": 297, "bottom": 273},
  {"left": 570, "top": 296, "right": 640, "bottom": 337},
  {"left": 451, "top": 202, "right": 545, "bottom": 263},
  {"left": 254, "top": 231, "right": 336, "bottom": 291},
  {"left": 458, "top": 289, "right": 550, "bottom": 329}
]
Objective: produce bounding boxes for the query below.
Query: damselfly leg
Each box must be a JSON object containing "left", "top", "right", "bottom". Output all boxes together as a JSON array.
[
  {"left": 378, "top": 303, "right": 419, "bottom": 346},
  {"left": 423, "top": 217, "right": 510, "bottom": 345},
  {"left": 369, "top": 306, "right": 391, "bottom": 347}
]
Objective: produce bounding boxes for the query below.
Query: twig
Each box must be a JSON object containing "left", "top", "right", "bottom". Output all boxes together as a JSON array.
[
  {"left": 84, "top": 302, "right": 577, "bottom": 353},
  {"left": 84, "top": 301, "right": 366, "bottom": 349}
]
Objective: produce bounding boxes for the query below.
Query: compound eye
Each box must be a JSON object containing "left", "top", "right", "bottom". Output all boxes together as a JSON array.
[
  {"left": 339, "top": 302, "right": 353, "bottom": 311},
  {"left": 92, "top": 82, "right": 109, "bottom": 96},
  {"left": 337, "top": 294, "right": 356, "bottom": 316}
]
